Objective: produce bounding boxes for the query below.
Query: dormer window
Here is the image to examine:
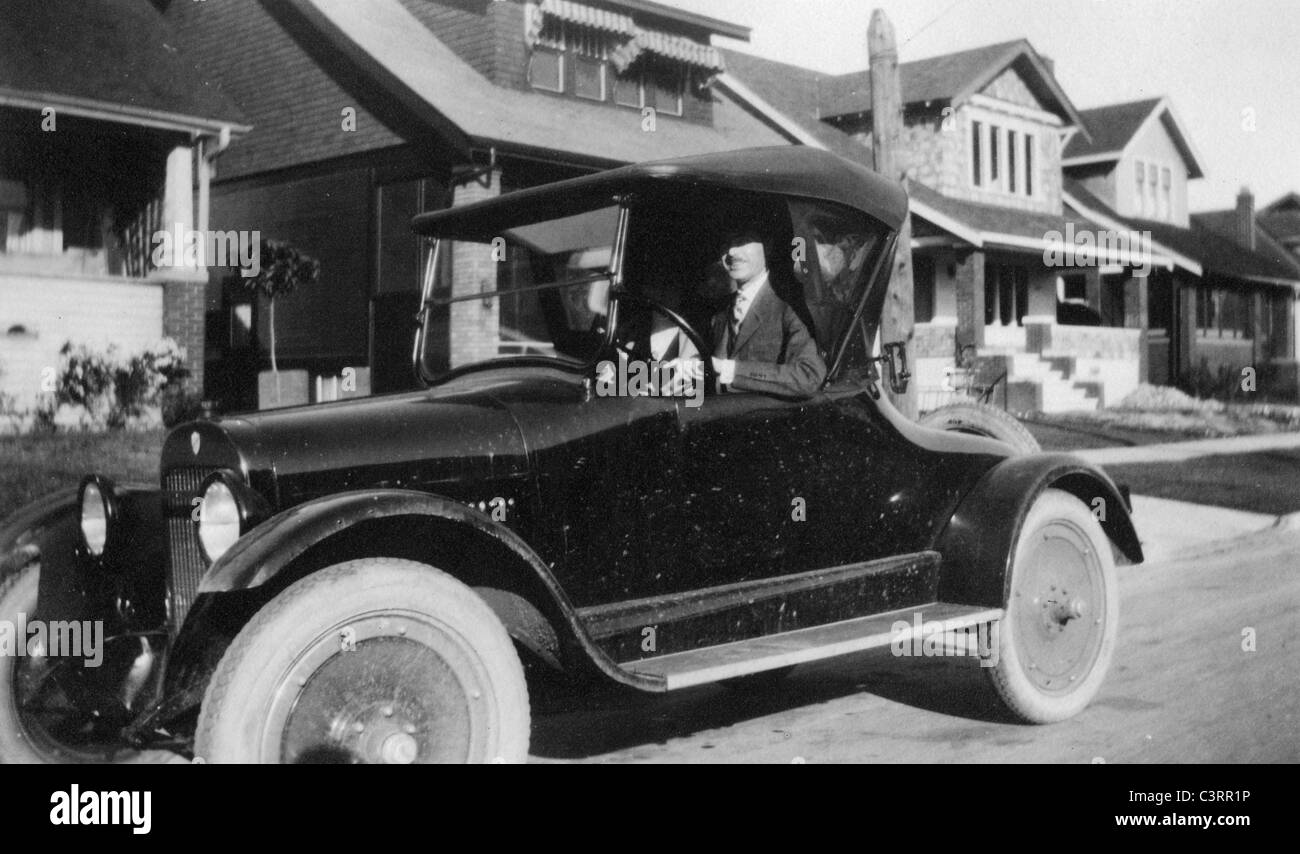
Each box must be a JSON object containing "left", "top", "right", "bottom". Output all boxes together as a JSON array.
[{"left": 524, "top": 1, "right": 723, "bottom": 116}]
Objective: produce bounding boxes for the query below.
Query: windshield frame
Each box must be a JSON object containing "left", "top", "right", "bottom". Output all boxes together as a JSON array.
[{"left": 415, "top": 202, "right": 630, "bottom": 387}]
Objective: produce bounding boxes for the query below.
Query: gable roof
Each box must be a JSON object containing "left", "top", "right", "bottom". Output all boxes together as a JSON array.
[
  {"left": 285, "top": 0, "right": 784, "bottom": 169},
  {"left": 1063, "top": 97, "right": 1204, "bottom": 178},
  {"left": 0, "top": 0, "right": 248, "bottom": 134},
  {"left": 809, "top": 39, "right": 1086, "bottom": 131},
  {"left": 1260, "top": 192, "right": 1300, "bottom": 245},
  {"left": 1194, "top": 208, "right": 1300, "bottom": 278},
  {"left": 1065, "top": 179, "right": 1300, "bottom": 286}
]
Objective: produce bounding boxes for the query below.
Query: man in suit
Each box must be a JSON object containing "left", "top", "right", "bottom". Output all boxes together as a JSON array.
[{"left": 705, "top": 229, "right": 826, "bottom": 398}]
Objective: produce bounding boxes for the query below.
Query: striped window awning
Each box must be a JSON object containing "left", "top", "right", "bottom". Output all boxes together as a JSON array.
[
  {"left": 536, "top": 0, "right": 636, "bottom": 36},
  {"left": 526, "top": 0, "right": 725, "bottom": 74},
  {"left": 631, "top": 28, "right": 725, "bottom": 72}
]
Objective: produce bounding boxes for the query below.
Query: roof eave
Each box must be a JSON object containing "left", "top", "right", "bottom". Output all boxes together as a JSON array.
[{"left": 0, "top": 88, "right": 251, "bottom": 137}]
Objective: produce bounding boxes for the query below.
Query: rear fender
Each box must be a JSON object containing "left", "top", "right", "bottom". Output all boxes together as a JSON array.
[{"left": 935, "top": 453, "right": 1143, "bottom": 609}]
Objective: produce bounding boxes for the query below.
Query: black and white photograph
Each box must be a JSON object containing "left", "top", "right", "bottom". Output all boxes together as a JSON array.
[{"left": 0, "top": 0, "right": 1295, "bottom": 790}]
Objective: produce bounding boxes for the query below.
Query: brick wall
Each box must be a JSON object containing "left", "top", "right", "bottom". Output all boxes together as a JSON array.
[
  {"left": 161, "top": 276, "right": 207, "bottom": 397},
  {"left": 448, "top": 170, "right": 501, "bottom": 367},
  {"left": 400, "top": 0, "right": 496, "bottom": 78}
]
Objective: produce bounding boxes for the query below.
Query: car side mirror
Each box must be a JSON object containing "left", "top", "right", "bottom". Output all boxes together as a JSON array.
[{"left": 881, "top": 341, "right": 910, "bottom": 395}]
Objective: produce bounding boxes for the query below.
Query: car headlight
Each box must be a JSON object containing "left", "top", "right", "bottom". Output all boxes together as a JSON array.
[
  {"left": 79, "top": 475, "right": 117, "bottom": 558},
  {"left": 197, "top": 476, "right": 242, "bottom": 562}
]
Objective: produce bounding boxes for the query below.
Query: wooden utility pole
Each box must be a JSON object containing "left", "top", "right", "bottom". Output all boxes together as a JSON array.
[{"left": 869, "top": 9, "right": 917, "bottom": 419}]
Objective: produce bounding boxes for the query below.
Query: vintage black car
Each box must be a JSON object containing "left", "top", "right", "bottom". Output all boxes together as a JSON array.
[{"left": 0, "top": 147, "right": 1142, "bottom": 763}]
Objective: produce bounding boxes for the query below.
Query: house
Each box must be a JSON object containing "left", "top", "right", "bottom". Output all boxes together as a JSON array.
[
  {"left": 161, "top": 0, "right": 785, "bottom": 407},
  {"left": 1260, "top": 192, "right": 1300, "bottom": 260},
  {"left": 0, "top": 0, "right": 248, "bottom": 413},
  {"left": 721, "top": 45, "right": 1300, "bottom": 408},
  {"left": 1063, "top": 98, "right": 1300, "bottom": 397},
  {"left": 721, "top": 40, "right": 1168, "bottom": 411}
]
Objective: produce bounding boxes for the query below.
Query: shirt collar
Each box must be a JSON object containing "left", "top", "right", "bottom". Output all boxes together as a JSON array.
[{"left": 735, "top": 271, "right": 768, "bottom": 305}]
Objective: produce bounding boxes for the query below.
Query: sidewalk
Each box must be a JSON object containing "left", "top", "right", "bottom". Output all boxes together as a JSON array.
[
  {"left": 1064, "top": 431, "right": 1300, "bottom": 562},
  {"left": 1125, "top": 495, "right": 1292, "bottom": 564},
  {"left": 1074, "top": 431, "right": 1300, "bottom": 466}
]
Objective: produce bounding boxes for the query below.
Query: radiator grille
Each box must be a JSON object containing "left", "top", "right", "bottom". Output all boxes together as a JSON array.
[{"left": 163, "top": 467, "right": 218, "bottom": 628}]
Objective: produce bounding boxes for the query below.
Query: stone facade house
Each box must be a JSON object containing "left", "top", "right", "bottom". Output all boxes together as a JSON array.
[{"left": 722, "top": 43, "right": 1300, "bottom": 408}]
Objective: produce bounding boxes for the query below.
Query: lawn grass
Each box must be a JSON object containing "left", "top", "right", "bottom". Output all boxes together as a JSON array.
[
  {"left": 0, "top": 429, "right": 166, "bottom": 514},
  {"left": 1105, "top": 449, "right": 1300, "bottom": 516}
]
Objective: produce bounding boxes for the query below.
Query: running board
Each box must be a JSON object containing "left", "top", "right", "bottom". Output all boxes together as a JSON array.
[{"left": 620, "top": 603, "right": 1003, "bottom": 691}]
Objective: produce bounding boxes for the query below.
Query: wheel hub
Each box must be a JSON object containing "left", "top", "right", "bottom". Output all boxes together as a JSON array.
[{"left": 265, "top": 612, "right": 491, "bottom": 764}]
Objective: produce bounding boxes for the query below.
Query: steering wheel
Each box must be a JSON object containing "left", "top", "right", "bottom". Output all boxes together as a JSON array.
[{"left": 608, "top": 292, "right": 718, "bottom": 394}]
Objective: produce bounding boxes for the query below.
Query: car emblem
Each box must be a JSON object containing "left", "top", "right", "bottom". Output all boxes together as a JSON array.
[{"left": 190, "top": 431, "right": 201, "bottom": 455}]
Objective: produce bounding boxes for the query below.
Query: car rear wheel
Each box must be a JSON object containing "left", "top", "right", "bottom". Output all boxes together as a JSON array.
[
  {"left": 0, "top": 563, "right": 182, "bottom": 764},
  {"left": 986, "top": 489, "right": 1118, "bottom": 723},
  {"left": 919, "top": 402, "right": 1041, "bottom": 455},
  {"left": 195, "top": 558, "right": 530, "bottom": 764}
]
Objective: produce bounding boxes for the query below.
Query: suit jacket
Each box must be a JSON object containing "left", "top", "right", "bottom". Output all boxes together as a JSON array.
[{"left": 711, "top": 281, "right": 827, "bottom": 398}]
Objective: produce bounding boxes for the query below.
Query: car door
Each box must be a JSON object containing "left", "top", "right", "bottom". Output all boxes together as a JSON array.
[
  {"left": 674, "top": 392, "right": 817, "bottom": 587},
  {"left": 523, "top": 388, "right": 683, "bottom": 609}
]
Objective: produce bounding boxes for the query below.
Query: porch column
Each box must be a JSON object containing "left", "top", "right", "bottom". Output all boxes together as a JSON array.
[
  {"left": 1084, "top": 267, "right": 1103, "bottom": 323},
  {"left": 954, "top": 250, "right": 985, "bottom": 350},
  {"left": 1123, "top": 270, "right": 1149, "bottom": 382},
  {"left": 1177, "top": 276, "right": 1197, "bottom": 378},
  {"left": 448, "top": 169, "right": 502, "bottom": 368},
  {"left": 153, "top": 144, "right": 206, "bottom": 399}
]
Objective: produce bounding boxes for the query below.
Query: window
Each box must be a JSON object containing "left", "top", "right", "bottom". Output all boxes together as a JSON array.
[
  {"left": 574, "top": 54, "right": 604, "bottom": 100},
  {"left": 989, "top": 125, "right": 1000, "bottom": 184},
  {"left": 1160, "top": 167, "right": 1172, "bottom": 220},
  {"left": 972, "top": 121, "right": 983, "bottom": 187},
  {"left": 644, "top": 63, "right": 684, "bottom": 116},
  {"left": 1147, "top": 164, "right": 1158, "bottom": 218},
  {"left": 1023, "top": 134, "right": 1034, "bottom": 196},
  {"left": 613, "top": 63, "right": 685, "bottom": 116},
  {"left": 613, "top": 71, "right": 641, "bottom": 107},
  {"left": 528, "top": 48, "right": 563, "bottom": 92},
  {"left": 1135, "top": 160, "right": 1145, "bottom": 212},
  {"left": 1007, "top": 130, "right": 1017, "bottom": 194}
]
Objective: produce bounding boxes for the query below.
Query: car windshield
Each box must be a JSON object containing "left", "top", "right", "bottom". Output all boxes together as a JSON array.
[{"left": 419, "top": 204, "right": 620, "bottom": 378}]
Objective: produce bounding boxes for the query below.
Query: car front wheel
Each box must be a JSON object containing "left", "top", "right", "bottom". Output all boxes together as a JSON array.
[
  {"left": 986, "top": 489, "right": 1118, "bottom": 723},
  {"left": 195, "top": 558, "right": 530, "bottom": 764},
  {"left": 0, "top": 563, "right": 183, "bottom": 764}
]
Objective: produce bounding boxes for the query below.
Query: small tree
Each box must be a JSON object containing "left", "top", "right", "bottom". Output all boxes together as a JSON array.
[{"left": 235, "top": 238, "right": 320, "bottom": 403}]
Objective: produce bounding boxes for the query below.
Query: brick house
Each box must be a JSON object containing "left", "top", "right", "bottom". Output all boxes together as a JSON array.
[
  {"left": 0, "top": 0, "right": 248, "bottom": 413},
  {"left": 162, "top": 0, "right": 785, "bottom": 408}
]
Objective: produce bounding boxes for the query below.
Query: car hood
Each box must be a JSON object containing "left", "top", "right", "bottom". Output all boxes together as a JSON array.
[{"left": 162, "top": 375, "right": 540, "bottom": 505}]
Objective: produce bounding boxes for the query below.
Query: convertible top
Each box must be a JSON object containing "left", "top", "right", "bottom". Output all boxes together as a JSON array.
[{"left": 412, "top": 147, "right": 909, "bottom": 237}]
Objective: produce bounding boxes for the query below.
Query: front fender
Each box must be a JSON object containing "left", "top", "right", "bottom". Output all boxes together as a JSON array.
[
  {"left": 0, "top": 487, "right": 79, "bottom": 578},
  {"left": 935, "top": 453, "right": 1143, "bottom": 609},
  {"left": 195, "top": 489, "right": 665, "bottom": 691}
]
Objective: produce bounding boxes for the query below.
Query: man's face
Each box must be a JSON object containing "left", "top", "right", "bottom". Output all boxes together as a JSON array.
[{"left": 721, "top": 231, "right": 767, "bottom": 286}]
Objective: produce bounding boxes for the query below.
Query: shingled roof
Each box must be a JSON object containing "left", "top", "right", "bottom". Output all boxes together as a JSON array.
[
  {"left": 1065, "top": 179, "right": 1300, "bottom": 286},
  {"left": 1063, "top": 97, "right": 1204, "bottom": 178},
  {"left": 285, "top": 0, "right": 785, "bottom": 168},
  {"left": 0, "top": 0, "right": 248, "bottom": 133},
  {"left": 721, "top": 39, "right": 1084, "bottom": 131}
]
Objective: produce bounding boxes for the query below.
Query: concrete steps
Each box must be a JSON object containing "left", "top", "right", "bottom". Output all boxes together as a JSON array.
[{"left": 977, "top": 351, "right": 1099, "bottom": 413}]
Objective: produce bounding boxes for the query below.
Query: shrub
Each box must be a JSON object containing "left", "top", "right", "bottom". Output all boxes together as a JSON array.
[{"left": 51, "top": 339, "right": 190, "bottom": 430}]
